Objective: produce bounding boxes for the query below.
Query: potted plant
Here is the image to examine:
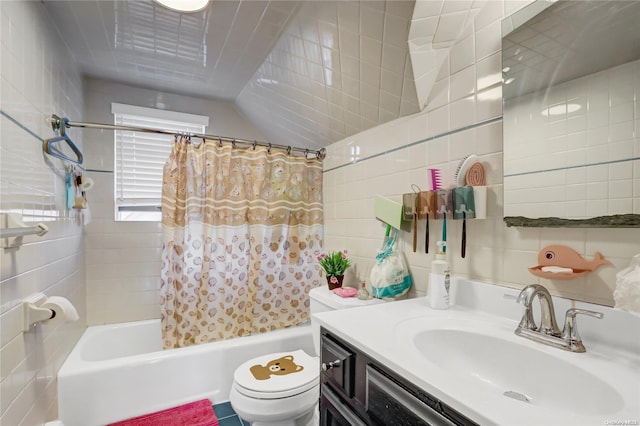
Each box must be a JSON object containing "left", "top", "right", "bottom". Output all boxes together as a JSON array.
[{"left": 318, "top": 250, "right": 352, "bottom": 290}]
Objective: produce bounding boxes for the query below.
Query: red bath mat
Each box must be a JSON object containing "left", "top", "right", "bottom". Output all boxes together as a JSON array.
[{"left": 108, "top": 399, "right": 219, "bottom": 426}]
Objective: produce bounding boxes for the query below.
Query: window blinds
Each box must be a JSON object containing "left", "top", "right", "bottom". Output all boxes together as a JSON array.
[{"left": 113, "top": 103, "right": 207, "bottom": 221}]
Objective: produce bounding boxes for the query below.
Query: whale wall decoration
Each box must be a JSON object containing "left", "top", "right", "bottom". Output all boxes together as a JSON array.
[{"left": 528, "top": 244, "right": 610, "bottom": 281}]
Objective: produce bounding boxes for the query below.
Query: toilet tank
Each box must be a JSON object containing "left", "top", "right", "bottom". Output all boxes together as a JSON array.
[{"left": 309, "top": 286, "right": 385, "bottom": 355}]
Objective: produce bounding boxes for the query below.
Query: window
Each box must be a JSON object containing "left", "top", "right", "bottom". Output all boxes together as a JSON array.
[{"left": 113, "top": 103, "right": 208, "bottom": 221}]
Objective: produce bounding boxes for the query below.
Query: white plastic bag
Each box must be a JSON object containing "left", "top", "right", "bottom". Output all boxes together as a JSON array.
[
  {"left": 613, "top": 254, "right": 640, "bottom": 313},
  {"left": 370, "top": 230, "right": 412, "bottom": 298}
]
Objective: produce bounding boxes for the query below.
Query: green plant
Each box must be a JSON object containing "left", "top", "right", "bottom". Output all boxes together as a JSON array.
[{"left": 317, "top": 250, "right": 352, "bottom": 277}]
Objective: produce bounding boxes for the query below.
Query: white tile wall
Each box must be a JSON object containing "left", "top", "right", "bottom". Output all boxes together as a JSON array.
[
  {"left": 322, "top": 0, "right": 640, "bottom": 307},
  {"left": 82, "top": 78, "right": 266, "bottom": 325},
  {"left": 504, "top": 60, "right": 640, "bottom": 218},
  {"left": 0, "top": 1, "right": 86, "bottom": 424},
  {"left": 236, "top": 1, "right": 420, "bottom": 151},
  {"left": 409, "top": 0, "right": 484, "bottom": 111}
]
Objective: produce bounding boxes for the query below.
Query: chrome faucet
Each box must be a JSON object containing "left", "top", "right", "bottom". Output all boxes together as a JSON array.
[
  {"left": 514, "top": 284, "right": 603, "bottom": 352},
  {"left": 516, "top": 284, "right": 561, "bottom": 336}
]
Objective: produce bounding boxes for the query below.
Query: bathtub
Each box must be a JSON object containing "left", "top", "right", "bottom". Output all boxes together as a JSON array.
[{"left": 58, "top": 319, "right": 315, "bottom": 426}]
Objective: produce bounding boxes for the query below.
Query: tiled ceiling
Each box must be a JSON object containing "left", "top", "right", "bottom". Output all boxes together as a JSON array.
[
  {"left": 44, "top": 0, "right": 301, "bottom": 100},
  {"left": 42, "top": 0, "right": 456, "bottom": 149}
]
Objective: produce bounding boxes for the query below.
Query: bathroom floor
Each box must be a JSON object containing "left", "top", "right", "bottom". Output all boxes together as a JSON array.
[
  {"left": 213, "top": 402, "right": 249, "bottom": 426},
  {"left": 213, "top": 401, "right": 320, "bottom": 425}
]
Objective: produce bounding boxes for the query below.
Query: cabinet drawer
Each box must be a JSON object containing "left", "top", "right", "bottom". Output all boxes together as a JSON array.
[
  {"left": 320, "top": 385, "right": 367, "bottom": 426},
  {"left": 321, "top": 334, "right": 355, "bottom": 397},
  {"left": 366, "top": 365, "right": 457, "bottom": 426}
]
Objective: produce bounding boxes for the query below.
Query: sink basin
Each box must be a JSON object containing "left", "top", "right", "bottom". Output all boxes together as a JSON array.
[{"left": 411, "top": 327, "right": 624, "bottom": 416}]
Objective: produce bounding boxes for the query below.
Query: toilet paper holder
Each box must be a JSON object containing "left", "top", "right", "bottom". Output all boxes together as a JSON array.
[
  {"left": 22, "top": 293, "right": 78, "bottom": 332},
  {"left": 23, "top": 293, "right": 55, "bottom": 332}
]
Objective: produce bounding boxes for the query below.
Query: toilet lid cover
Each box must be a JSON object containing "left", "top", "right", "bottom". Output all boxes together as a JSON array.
[{"left": 234, "top": 350, "right": 319, "bottom": 399}]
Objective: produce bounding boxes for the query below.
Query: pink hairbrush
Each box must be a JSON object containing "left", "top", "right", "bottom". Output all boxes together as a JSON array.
[
  {"left": 425, "top": 168, "right": 442, "bottom": 254},
  {"left": 429, "top": 168, "right": 442, "bottom": 191}
]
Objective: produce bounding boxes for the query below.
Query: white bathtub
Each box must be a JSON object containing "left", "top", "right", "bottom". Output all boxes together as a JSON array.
[{"left": 58, "top": 319, "right": 315, "bottom": 426}]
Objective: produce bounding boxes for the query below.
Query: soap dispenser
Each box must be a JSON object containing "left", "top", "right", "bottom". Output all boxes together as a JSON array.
[
  {"left": 429, "top": 241, "right": 450, "bottom": 309},
  {"left": 357, "top": 281, "right": 371, "bottom": 300}
]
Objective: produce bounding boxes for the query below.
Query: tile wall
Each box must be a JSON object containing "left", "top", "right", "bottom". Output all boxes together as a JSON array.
[
  {"left": 236, "top": 0, "right": 420, "bottom": 151},
  {"left": 0, "top": 1, "right": 86, "bottom": 425},
  {"left": 322, "top": 0, "right": 640, "bottom": 307},
  {"left": 82, "top": 78, "right": 266, "bottom": 325},
  {"left": 504, "top": 59, "right": 640, "bottom": 219}
]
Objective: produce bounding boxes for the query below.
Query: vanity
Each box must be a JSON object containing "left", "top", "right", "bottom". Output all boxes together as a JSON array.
[
  {"left": 313, "top": 279, "right": 640, "bottom": 425},
  {"left": 320, "top": 328, "right": 477, "bottom": 425}
]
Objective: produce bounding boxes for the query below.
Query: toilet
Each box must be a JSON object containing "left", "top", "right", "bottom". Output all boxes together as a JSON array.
[{"left": 229, "top": 286, "right": 384, "bottom": 426}]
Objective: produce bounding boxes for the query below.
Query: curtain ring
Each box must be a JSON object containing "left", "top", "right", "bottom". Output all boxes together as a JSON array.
[
  {"left": 267, "top": 143, "right": 272, "bottom": 153},
  {"left": 218, "top": 137, "right": 223, "bottom": 148},
  {"left": 232, "top": 138, "right": 236, "bottom": 149},
  {"left": 287, "top": 146, "right": 292, "bottom": 155},
  {"left": 304, "top": 148, "right": 309, "bottom": 158},
  {"left": 174, "top": 134, "right": 178, "bottom": 142},
  {"left": 252, "top": 140, "right": 257, "bottom": 150},
  {"left": 202, "top": 136, "right": 206, "bottom": 144}
]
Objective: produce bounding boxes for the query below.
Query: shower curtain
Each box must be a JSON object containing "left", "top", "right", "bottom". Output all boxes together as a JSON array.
[{"left": 160, "top": 137, "right": 324, "bottom": 349}]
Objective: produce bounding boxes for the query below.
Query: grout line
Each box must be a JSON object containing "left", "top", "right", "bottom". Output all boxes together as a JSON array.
[
  {"left": 86, "top": 168, "right": 114, "bottom": 173},
  {"left": 504, "top": 156, "right": 640, "bottom": 178},
  {"left": 0, "top": 110, "right": 45, "bottom": 142},
  {"left": 323, "top": 116, "right": 503, "bottom": 173}
]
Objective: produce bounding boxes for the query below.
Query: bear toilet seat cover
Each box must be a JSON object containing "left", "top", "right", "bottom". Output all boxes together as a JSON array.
[{"left": 234, "top": 349, "right": 319, "bottom": 398}]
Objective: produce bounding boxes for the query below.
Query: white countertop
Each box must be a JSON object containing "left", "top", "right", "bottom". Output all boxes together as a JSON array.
[{"left": 312, "top": 279, "right": 640, "bottom": 426}]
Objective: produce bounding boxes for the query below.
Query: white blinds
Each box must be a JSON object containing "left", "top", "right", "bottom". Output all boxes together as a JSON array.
[{"left": 113, "top": 103, "right": 207, "bottom": 221}]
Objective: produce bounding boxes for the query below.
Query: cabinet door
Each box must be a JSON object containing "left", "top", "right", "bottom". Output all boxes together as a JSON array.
[
  {"left": 321, "top": 385, "right": 367, "bottom": 426},
  {"left": 321, "top": 334, "right": 355, "bottom": 397},
  {"left": 366, "top": 366, "right": 457, "bottom": 426}
]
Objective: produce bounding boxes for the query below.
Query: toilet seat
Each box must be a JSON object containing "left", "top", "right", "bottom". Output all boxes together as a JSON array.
[{"left": 233, "top": 350, "right": 319, "bottom": 399}]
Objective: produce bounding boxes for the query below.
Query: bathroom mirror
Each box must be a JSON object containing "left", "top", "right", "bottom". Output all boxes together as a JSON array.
[{"left": 501, "top": 0, "right": 640, "bottom": 227}]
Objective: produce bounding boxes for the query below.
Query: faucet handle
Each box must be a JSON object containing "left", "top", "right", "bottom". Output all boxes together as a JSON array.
[
  {"left": 562, "top": 308, "right": 604, "bottom": 352},
  {"left": 566, "top": 308, "right": 604, "bottom": 320}
]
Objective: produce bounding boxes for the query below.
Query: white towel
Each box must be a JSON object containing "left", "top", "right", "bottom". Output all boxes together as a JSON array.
[{"left": 541, "top": 266, "right": 573, "bottom": 274}]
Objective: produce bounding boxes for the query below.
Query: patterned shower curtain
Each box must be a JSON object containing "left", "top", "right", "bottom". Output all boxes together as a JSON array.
[{"left": 160, "top": 137, "right": 324, "bottom": 349}]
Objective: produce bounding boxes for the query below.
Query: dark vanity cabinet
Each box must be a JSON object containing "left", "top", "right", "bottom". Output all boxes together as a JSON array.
[{"left": 319, "top": 327, "right": 479, "bottom": 426}]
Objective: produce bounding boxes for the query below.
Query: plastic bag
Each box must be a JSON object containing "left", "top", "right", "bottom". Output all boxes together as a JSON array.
[
  {"left": 613, "top": 253, "right": 640, "bottom": 313},
  {"left": 370, "top": 230, "right": 413, "bottom": 298}
]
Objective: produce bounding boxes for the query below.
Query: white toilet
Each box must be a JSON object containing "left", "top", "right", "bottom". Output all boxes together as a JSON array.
[{"left": 229, "top": 286, "right": 384, "bottom": 426}]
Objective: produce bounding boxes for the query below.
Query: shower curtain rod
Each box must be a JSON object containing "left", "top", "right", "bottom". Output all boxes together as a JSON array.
[{"left": 49, "top": 115, "right": 326, "bottom": 160}]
